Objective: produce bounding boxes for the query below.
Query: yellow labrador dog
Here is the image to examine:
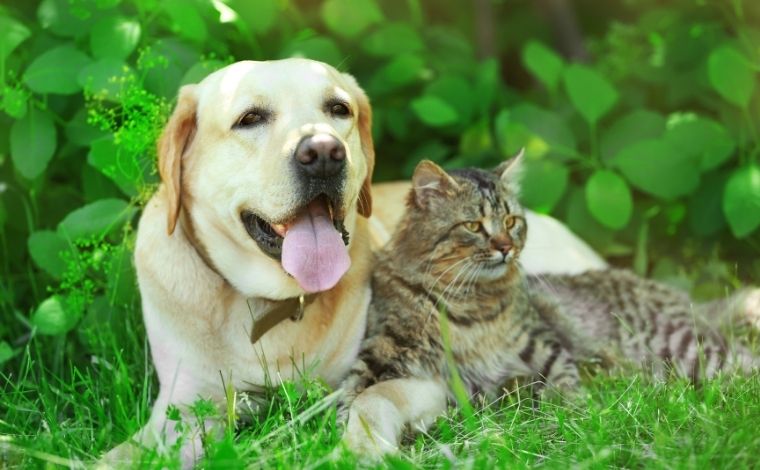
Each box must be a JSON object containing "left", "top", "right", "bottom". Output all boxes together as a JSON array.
[{"left": 104, "top": 58, "right": 605, "bottom": 465}]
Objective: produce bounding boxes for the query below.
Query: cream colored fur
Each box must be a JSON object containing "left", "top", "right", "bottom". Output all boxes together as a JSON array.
[{"left": 101, "top": 58, "right": 606, "bottom": 467}]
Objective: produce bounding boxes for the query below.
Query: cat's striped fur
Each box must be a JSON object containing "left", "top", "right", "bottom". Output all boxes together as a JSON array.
[
  {"left": 339, "top": 156, "right": 759, "bottom": 457},
  {"left": 529, "top": 270, "right": 759, "bottom": 381}
]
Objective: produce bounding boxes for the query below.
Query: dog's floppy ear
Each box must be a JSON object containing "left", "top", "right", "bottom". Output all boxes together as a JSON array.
[
  {"left": 344, "top": 74, "right": 374, "bottom": 218},
  {"left": 158, "top": 85, "right": 198, "bottom": 235}
]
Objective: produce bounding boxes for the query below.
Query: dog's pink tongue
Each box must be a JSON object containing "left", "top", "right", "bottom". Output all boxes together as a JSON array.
[{"left": 282, "top": 201, "right": 350, "bottom": 293}]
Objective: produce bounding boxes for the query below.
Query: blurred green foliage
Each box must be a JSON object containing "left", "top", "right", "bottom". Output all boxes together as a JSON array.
[{"left": 1, "top": 0, "right": 759, "bottom": 351}]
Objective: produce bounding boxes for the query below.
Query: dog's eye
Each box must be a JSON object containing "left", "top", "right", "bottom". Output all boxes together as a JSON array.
[
  {"left": 327, "top": 102, "right": 351, "bottom": 118},
  {"left": 463, "top": 221, "right": 482, "bottom": 233},
  {"left": 235, "top": 109, "right": 269, "bottom": 128}
]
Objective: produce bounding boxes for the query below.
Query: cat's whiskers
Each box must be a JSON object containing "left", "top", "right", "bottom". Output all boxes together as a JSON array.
[
  {"left": 462, "top": 262, "right": 485, "bottom": 295},
  {"left": 527, "top": 270, "right": 562, "bottom": 297},
  {"left": 451, "top": 260, "right": 479, "bottom": 298},
  {"left": 437, "top": 260, "right": 475, "bottom": 305},
  {"left": 425, "top": 259, "right": 476, "bottom": 323},
  {"left": 425, "top": 256, "right": 471, "bottom": 294}
]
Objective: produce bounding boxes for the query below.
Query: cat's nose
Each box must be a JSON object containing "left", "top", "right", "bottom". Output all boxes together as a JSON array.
[{"left": 491, "top": 237, "right": 512, "bottom": 256}]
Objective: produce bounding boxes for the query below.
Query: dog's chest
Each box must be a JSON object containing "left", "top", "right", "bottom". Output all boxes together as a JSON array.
[{"left": 220, "top": 287, "right": 370, "bottom": 390}]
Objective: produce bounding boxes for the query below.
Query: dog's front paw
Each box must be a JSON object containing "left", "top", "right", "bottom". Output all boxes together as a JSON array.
[{"left": 95, "top": 441, "right": 142, "bottom": 469}]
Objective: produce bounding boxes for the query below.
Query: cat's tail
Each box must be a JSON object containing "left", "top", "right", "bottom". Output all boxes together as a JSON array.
[
  {"left": 721, "top": 345, "right": 760, "bottom": 377},
  {"left": 694, "top": 287, "right": 760, "bottom": 333}
]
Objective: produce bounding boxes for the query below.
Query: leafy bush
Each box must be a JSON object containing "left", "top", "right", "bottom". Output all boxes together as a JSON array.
[{"left": 1, "top": 0, "right": 759, "bottom": 357}]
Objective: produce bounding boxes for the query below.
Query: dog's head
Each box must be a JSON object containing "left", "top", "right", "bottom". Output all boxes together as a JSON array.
[{"left": 157, "top": 59, "right": 374, "bottom": 297}]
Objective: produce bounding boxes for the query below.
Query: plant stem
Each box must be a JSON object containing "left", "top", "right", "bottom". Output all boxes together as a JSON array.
[
  {"left": 742, "top": 107, "right": 758, "bottom": 164},
  {"left": 438, "top": 304, "right": 475, "bottom": 424}
]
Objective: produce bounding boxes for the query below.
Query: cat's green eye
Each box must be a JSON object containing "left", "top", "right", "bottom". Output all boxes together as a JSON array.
[
  {"left": 463, "top": 221, "right": 482, "bottom": 233},
  {"left": 505, "top": 216, "right": 516, "bottom": 230}
]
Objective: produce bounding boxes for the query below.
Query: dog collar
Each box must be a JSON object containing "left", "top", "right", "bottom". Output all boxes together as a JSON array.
[
  {"left": 249, "top": 294, "right": 317, "bottom": 344},
  {"left": 180, "top": 209, "right": 230, "bottom": 284},
  {"left": 179, "top": 210, "right": 319, "bottom": 344}
]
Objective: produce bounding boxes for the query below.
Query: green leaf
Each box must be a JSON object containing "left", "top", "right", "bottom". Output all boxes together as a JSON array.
[
  {"left": 281, "top": 37, "right": 342, "bottom": 67},
  {"left": 321, "top": 0, "right": 382, "bottom": 38},
  {"left": 708, "top": 45, "right": 756, "bottom": 108},
  {"left": 1, "top": 87, "right": 28, "bottom": 119},
  {"left": 23, "top": 44, "right": 92, "bottom": 95},
  {"left": 564, "top": 187, "right": 615, "bottom": 251},
  {"left": 142, "top": 39, "right": 199, "bottom": 98},
  {"left": 206, "top": 437, "right": 242, "bottom": 468},
  {"left": 0, "top": 198, "right": 6, "bottom": 230},
  {"left": 473, "top": 59, "right": 499, "bottom": 116},
  {"left": 522, "top": 41, "right": 564, "bottom": 93},
  {"left": 585, "top": 170, "right": 633, "bottom": 229},
  {"left": 493, "top": 115, "right": 536, "bottom": 157},
  {"left": 362, "top": 23, "right": 423, "bottom": 57},
  {"left": 66, "top": 109, "right": 108, "bottom": 146},
  {"left": 78, "top": 58, "right": 130, "bottom": 101},
  {"left": 459, "top": 120, "right": 493, "bottom": 155},
  {"left": 163, "top": 0, "right": 207, "bottom": 43},
  {"left": 87, "top": 137, "right": 140, "bottom": 196},
  {"left": 411, "top": 95, "right": 459, "bottom": 127},
  {"left": 57, "top": 198, "right": 134, "bottom": 240},
  {"left": 368, "top": 54, "right": 425, "bottom": 94},
  {"left": 107, "top": 244, "right": 138, "bottom": 307},
  {"left": 665, "top": 115, "right": 736, "bottom": 172},
  {"left": 28, "top": 230, "right": 70, "bottom": 278},
  {"left": 563, "top": 64, "right": 618, "bottom": 126},
  {"left": 227, "top": 0, "right": 280, "bottom": 34},
  {"left": 722, "top": 165, "right": 760, "bottom": 238},
  {"left": 181, "top": 59, "right": 225, "bottom": 86},
  {"left": 520, "top": 160, "right": 569, "bottom": 213},
  {"left": 688, "top": 171, "right": 727, "bottom": 238},
  {"left": 0, "top": 341, "right": 15, "bottom": 365},
  {"left": 10, "top": 107, "right": 57, "bottom": 180},
  {"left": 37, "top": 0, "right": 95, "bottom": 37},
  {"left": 425, "top": 76, "right": 472, "bottom": 125},
  {"left": 600, "top": 110, "right": 665, "bottom": 161},
  {"left": 612, "top": 139, "right": 700, "bottom": 200},
  {"left": 0, "top": 15, "right": 31, "bottom": 63},
  {"left": 89, "top": 15, "right": 141, "bottom": 60},
  {"left": 495, "top": 104, "right": 576, "bottom": 159},
  {"left": 32, "top": 295, "right": 79, "bottom": 335}
]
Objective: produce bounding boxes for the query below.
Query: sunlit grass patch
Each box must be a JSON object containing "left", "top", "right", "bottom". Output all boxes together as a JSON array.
[{"left": 2, "top": 323, "right": 759, "bottom": 469}]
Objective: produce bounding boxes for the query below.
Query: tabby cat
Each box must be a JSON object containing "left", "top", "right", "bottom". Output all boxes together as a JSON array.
[{"left": 339, "top": 154, "right": 759, "bottom": 456}]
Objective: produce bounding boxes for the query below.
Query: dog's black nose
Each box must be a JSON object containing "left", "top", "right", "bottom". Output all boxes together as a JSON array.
[{"left": 295, "top": 134, "right": 346, "bottom": 178}]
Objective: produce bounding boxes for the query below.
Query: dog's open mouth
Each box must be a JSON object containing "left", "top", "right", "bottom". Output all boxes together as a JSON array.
[{"left": 241, "top": 196, "right": 351, "bottom": 293}]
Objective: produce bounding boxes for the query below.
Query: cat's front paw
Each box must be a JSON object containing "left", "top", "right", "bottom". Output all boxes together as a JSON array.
[{"left": 342, "top": 407, "right": 400, "bottom": 460}]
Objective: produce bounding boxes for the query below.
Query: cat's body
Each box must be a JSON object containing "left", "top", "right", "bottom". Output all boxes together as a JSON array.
[
  {"left": 530, "top": 270, "right": 759, "bottom": 380},
  {"left": 340, "top": 157, "right": 759, "bottom": 457}
]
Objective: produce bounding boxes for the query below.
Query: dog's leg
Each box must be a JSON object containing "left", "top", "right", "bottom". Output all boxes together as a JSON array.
[
  {"left": 100, "top": 382, "right": 224, "bottom": 468},
  {"left": 343, "top": 377, "right": 447, "bottom": 459}
]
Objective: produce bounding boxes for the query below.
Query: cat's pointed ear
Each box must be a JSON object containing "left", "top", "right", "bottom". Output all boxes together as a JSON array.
[
  {"left": 495, "top": 148, "right": 525, "bottom": 193},
  {"left": 411, "top": 160, "right": 459, "bottom": 208}
]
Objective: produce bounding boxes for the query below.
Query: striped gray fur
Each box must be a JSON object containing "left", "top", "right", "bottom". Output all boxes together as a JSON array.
[
  {"left": 528, "top": 269, "right": 759, "bottom": 381},
  {"left": 340, "top": 157, "right": 581, "bottom": 422},
  {"left": 339, "top": 158, "right": 759, "bottom": 454}
]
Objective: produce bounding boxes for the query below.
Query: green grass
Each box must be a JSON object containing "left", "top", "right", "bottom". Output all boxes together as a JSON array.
[{"left": 2, "top": 308, "right": 760, "bottom": 469}]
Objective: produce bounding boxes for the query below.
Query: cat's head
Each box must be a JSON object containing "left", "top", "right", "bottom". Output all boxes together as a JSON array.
[{"left": 400, "top": 152, "right": 526, "bottom": 283}]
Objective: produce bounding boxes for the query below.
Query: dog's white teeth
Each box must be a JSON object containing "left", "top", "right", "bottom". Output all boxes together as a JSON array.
[{"left": 272, "top": 223, "right": 287, "bottom": 237}]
